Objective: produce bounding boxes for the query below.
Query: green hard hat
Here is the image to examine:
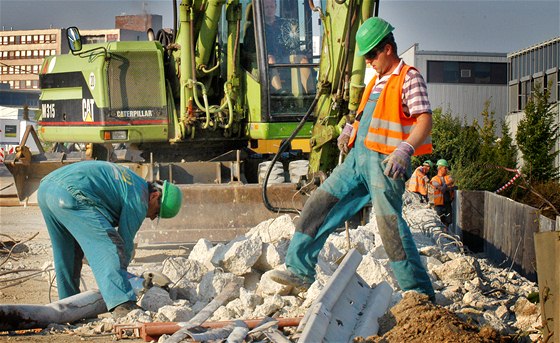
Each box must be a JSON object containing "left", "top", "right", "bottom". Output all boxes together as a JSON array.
[
  {"left": 159, "top": 180, "right": 182, "bottom": 218},
  {"left": 356, "top": 17, "right": 395, "bottom": 56},
  {"left": 436, "top": 159, "right": 449, "bottom": 168},
  {"left": 423, "top": 160, "right": 434, "bottom": 168}
]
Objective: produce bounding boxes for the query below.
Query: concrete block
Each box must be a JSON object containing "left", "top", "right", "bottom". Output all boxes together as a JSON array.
[
  {"left": 246, "top": 214, "right": 295, "bottom": 243},
  {"left": 156, "top": 305, "right": 194, "bottom": 322},
  {"left": 139, "top": 286, "right": 173, "bottom": 312},
  {"left": 161, "top": 257, "right": 208, "bottom": 283},
  {"left": 220, "top": 237, "right": 263, "bottom": 275}
]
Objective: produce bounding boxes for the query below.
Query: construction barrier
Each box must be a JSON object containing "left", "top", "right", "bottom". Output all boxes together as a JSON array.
[
  {"left": 456, "top": 191, "right": 556, "bottom": 281},
  {"left": 457, "top": 192, "right": 558, "bottom": 342}
]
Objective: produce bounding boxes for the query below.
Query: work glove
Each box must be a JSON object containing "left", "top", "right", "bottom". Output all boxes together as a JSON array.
[
  {"left": 337, "top": 123, "right": 354, "bottom": 154},
  {"left": 422, "top": 176, "right": 429, "bottom": 183},
  {"left": 383, "top": 141, "right": 415, "bottom": 180}
]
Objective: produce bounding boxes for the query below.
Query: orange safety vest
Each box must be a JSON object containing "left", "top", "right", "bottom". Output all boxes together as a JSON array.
[
  {"left": 431, "top": 174, "right": 454, "bottom": 206},
  {"left": 408, "top": 166, "right": 428, "bottom": 195},
  {"left": 348, "top": 64, "right": 432, "bottom": 156}
]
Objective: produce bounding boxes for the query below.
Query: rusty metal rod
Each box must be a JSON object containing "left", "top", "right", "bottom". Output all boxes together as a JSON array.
[{"left": 118, "top": 317, "right": 302, "bottom": 341}]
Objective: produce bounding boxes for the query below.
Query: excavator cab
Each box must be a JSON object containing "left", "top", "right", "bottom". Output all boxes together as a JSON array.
[{"left": 240, "top": 0, "right": 320, "bottom": 144}]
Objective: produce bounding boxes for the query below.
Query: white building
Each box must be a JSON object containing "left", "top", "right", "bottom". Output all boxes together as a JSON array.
[
  {"left": 401, "top": 44, "right": 508, "bottom": 128},
  {"left": 505, "top": 36, "right": 560, "bottom": 170}
]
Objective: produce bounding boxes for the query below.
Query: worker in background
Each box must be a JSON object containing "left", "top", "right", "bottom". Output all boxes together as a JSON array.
[
  {"left": 407, "top": 160, "right": 433, "bottom": 203},
  {"left": 269, "top": 17, "right": 435, "bottom": 300},
  {"left": 37, "top": 160, "right": 182, "bottom": 318},
  {"left": 430, "top": 159, "right": 455, "bottom": 231}
]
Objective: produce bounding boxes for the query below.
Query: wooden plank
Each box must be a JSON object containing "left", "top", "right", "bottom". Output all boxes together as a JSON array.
[
  {"left": 534, "top": 231, "right": 559, "bottom": 343},
  {"left": 553, "top": 238, "right": 560, "bottom": 343}
]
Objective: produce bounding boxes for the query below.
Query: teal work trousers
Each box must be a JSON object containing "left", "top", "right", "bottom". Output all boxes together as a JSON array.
[
  {"left": 285, "top": 93, "right": 434, "bottom": 297},
  {"left": 37, "top": 182, "right": 136, "bottom": 310}
]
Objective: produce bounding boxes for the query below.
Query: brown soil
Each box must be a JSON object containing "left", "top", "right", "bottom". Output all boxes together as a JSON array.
[{"left": 355, "top": 292, "right": 508, "bottom": 343}]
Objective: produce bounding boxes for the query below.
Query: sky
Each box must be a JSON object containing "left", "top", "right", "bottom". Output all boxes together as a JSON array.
[{"left": 0, "top": 0, "right": 558, "bottom": 54}]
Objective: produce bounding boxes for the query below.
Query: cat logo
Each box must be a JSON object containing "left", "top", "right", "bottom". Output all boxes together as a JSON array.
[{"left": 82, "top": 98, "right": 95, "bottom": 122}]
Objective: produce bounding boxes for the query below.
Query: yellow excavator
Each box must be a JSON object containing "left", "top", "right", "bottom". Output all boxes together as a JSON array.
[{"left": 4, "top": 0, "right": 378, "bottom": 243}]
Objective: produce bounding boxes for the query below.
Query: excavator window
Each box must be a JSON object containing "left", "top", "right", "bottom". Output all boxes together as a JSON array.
[{"left": 242, "top": 0, "right": 320, "bottom": 120}]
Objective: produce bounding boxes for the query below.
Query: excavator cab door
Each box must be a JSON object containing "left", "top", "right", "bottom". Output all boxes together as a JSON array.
[{"left": 241, "top": 0, "right": 321, "bottom": 124}]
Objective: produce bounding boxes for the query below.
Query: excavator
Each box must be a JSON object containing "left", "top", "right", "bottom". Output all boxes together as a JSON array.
[{"left": 4, "top": 0, "right": 378, "bottom": 243}]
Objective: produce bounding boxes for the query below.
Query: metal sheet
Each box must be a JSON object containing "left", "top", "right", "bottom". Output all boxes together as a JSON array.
[
  {"left": 137, "top": 183, "right": 306, "bottom": 244},
  {"left": 298, "top": 249, "right": 393, "bottom": 342}
]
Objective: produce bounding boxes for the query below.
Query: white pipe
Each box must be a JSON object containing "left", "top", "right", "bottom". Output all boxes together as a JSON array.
[{"left": 0, "top": 290, "right": 107, "bottom": 330}]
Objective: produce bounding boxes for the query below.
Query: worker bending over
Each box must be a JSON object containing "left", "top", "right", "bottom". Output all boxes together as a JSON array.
[
  {"left": 430, "top": 159, "right": 455, "bottom": 231},
  {"left": 270, "top": 17, "right": 435, "bottom": 300},
  {"left": 37, "top": 160, "right": 182, "bottom": 318},
  {"left": 407, "top": 160, "right": 433, "bottom": 203}
]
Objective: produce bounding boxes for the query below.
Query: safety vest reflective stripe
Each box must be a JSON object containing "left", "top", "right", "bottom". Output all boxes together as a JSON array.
[
  {"left": 348, "top": 64, "right": 432, "bottom": 155},
  {"left": 408, "top": 167, "right": 427, "bottom": 195},
  {"left": 431, "top": 175, "right": 453, "bottom": 206}
]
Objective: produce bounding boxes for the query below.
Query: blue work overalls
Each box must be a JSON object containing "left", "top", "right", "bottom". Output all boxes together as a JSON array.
[
  {"left": 286, "top": 92, "right": 434, "bottom": 298},
  {"left": 37, "top": 161, "right": 149, "bottom": 310}
]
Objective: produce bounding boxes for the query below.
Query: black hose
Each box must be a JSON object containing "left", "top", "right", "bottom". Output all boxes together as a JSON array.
[{"left": 262, "top": 94, "right": 321, "bottom": 214}]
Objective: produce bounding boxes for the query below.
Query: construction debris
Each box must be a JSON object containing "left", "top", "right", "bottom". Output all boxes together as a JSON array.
[{"left": 0, "top": 195, "right": 542, "bottom": 342}]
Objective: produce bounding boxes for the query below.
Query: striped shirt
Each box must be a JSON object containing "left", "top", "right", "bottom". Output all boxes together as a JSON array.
[{"left": 372, "top": 60, "right": 432, "bottom": 117}]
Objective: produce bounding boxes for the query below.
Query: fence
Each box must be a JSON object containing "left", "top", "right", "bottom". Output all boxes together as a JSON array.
[
  {"left": 456, "top": 191, "right": 559, "bottom": 342},
  {"left": 457, "top": 191, "right": 550, "bottom": 281}
]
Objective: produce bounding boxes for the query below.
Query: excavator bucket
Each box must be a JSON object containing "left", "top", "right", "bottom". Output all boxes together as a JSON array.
[
  {"left": 2, "top": 125, "right": 83, "bottom": 204},
  {"left": 3, "top": 126, "right": 308, "bottom": 243},
  {"left": 137, "top": 183, "right": 307, "bottom": 244}
]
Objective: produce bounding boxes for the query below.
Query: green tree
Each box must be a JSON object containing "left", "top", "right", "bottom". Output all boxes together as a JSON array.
[
  {"left": 516, "top": 83, "right": 559, "bottom": 182},
  {"left": 419, "top": 101, "right": 518, "bottom": 192}
]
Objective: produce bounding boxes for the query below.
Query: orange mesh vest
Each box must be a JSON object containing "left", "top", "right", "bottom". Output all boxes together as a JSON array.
[
  {"left": 408, "top": 167, "right": 428, "bottom": 195},
  {"left": 431, "top": 174, "right": 454, "bottom": 206},
  {"left": 348, "top": 64, "right": 432, "bottom": 155}
]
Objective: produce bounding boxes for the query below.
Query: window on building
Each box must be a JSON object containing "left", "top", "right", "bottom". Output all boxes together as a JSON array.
[
  {"left": 9, "top": 36, "right": 14, "bottom": 44},
  {"left": 4, "top": 125, "right": 17, "bottom": 138},
  {"left": 427, "top": 61, "right": 507, "bottom": 85},
  {"left": 545, "top": 68, "right": 558, "bottom": 103}
]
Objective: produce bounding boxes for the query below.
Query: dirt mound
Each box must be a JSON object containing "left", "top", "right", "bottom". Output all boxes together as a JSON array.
[{"left": 356, "top": 292, "right": 506, "bottom": 343}]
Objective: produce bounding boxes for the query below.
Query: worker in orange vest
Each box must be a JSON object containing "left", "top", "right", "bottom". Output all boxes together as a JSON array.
[
  {"left": 269, "top": 17, "right": 435, "bottom": 301},
  {"left": 430, "top": 159, "right": 455, "bottom": 230},
  {"left": 407, "top": 160, "right": 433, "bottom": 203}
]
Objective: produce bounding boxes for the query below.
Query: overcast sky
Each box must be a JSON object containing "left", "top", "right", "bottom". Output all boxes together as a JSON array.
[{"left": 0, "top": 0, "right": 558, "bottom": 54}]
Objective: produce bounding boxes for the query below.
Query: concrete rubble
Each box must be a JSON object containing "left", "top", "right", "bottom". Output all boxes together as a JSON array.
[{"left": 17, "top": 193, "right": 541, "bottom": 341}]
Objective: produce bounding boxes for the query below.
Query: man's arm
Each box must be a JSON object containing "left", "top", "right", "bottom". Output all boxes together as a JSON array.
[{"left": 405, "top": 112, "right": 432, "bottom": 150}]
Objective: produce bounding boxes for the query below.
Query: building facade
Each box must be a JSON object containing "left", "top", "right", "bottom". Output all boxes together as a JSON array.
[
  {"left": 506, "top": 37, "right": 560, "bottom": 170},
  {"left": 0, "top": 25, "right": 149, "bottom": 91},
  {"left": 115, "top": 14, "right": 162, "bottom": 34},
  {"left": 401, "top": 44, "right": 508, "bottom": 127},
  {"left": 0, "top": 29, "right": 66, "bottom": 90}
]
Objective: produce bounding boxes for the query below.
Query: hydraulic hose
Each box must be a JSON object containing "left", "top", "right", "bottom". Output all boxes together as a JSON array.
[{"left": 262, "top": 94, "right": 321, "bottom": 214}]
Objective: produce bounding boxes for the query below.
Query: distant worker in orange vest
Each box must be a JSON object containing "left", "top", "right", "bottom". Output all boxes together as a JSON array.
[
  {"left": 407, "top": 160, "right": 433, "bottom": 203},
  {"left": 430, "top": 159, "right": 455, "bottom": 230}
]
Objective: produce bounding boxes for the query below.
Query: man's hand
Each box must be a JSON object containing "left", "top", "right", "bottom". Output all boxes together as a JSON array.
[
  {"left": 422, "top": 175, "right": 429, "bottom": 183},
  {"left": 383, "top": 142, "right": 415, "bottom": 180},
  {"left": 337, "top": 123, "right": 354, "bottom": 154}
]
